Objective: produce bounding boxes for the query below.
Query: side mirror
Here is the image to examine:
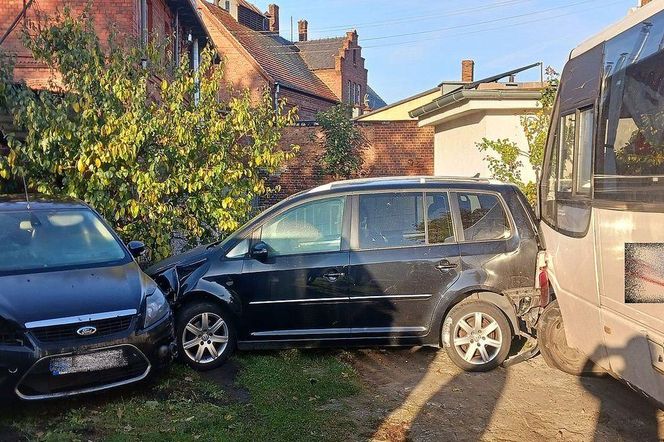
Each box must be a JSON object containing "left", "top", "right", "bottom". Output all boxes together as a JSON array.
[
  {"left": 127, "top": 240, "right": 147, "bottom": 258},
  {"left": 250, "top": 241, "right": 269, "bottom": 262}
]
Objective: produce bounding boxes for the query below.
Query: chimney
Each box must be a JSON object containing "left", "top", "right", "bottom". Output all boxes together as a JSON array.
[
  {"left": 298, "top": 19, "right": 308, "bottom": 42},
  {"left": 267, "top": 4, "right": 279, "bottom": 33},
  {"left": 461, "top": 59, "right": 475, "bottom": 83}
]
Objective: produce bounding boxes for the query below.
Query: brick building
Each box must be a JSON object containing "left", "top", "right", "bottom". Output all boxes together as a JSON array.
[
  {"left": 0, "top": 0, "right": 209, "bottom": 90},
  {"left": 198, "top": 0, "right": 385, "bottom": 120}
]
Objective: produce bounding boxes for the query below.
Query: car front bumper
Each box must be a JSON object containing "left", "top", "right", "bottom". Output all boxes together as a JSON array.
[{"left": 0, "top": 313, "right": 174, "bottom": 401}]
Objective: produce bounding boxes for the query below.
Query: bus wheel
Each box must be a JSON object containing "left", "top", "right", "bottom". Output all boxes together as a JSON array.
[{"left": 538, "top": 300, "right": 603, "bottom": 376}]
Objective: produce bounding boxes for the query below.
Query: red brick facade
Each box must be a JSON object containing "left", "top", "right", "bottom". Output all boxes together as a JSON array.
[
  {"left": 315, "top": 31, "right": 368, "bottom": 113},
  {"left": 1, "top": 0, "right": 201, "bottom": 89},
  {"left": 264, "top": 120, "right": 434, "bottom": 206}
]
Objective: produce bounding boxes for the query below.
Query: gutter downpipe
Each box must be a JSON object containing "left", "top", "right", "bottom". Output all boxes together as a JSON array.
[
  {"left": 174, "top": 9, "right": 180, "bottom": 65},
  {"left": 274, "top": 82, "right": 280, "bottom": 114},
  {"left": 140, "top": 0, "right": 148, "bottom": 48},
  {"left": 193, "top": 37, "right": 200, "bottom": 105}
]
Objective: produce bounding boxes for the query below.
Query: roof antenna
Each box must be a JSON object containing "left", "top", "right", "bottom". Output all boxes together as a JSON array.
[{"left": 22, "top": 174, "right": 30, "bottom": 209}]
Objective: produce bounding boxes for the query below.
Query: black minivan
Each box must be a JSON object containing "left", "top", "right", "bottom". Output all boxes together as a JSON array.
[{"left": 149, "top": 177, "right": 543, "bottom": 372}]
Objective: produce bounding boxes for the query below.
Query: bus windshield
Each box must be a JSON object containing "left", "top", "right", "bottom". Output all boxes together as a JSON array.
[{"left": 595, "top": 11, "right": 664, "bottom": 204}]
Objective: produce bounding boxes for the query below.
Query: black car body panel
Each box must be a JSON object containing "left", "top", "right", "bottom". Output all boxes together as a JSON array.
[
  {"left": 0, "top": 197, "right": 174, "bottom": 400},
  {"left": 149, "top": 177, "right": 541, "bottom": 350}
]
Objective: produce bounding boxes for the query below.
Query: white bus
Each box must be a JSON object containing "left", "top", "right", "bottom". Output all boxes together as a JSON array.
[{"left": 537, "top": 0, "right": 664, "bottom": 404}]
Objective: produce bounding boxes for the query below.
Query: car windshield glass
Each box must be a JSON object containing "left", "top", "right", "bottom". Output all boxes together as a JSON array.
[{"left": 0, "top": 209, "right": 127, "bottom": 273}]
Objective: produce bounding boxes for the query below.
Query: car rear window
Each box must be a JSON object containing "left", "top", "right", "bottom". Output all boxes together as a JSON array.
[
  {"left": 456, "top": 193, "right": 511, "bottom": 241},
  {"left": 0, "top": 209, "right": 128, "bottom": 273}
]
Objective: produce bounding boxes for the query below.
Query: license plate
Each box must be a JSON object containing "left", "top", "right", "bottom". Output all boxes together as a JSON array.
[{"left": 49, "top": 349, "right": 128, "bottom": 375}]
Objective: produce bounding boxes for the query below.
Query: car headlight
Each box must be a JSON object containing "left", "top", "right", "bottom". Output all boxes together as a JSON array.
[{"left": 144, "top": 287, "right": 170, "bottom": 328}]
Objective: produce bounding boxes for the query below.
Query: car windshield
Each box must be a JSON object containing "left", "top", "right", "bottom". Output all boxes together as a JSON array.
[{"left": 0, "top": 209, "right": 128, "bottom": 273}]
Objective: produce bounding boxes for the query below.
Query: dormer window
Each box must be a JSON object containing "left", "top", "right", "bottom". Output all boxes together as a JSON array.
[{"left": 225, "top": 0, "right": 230, "bottom": 11}]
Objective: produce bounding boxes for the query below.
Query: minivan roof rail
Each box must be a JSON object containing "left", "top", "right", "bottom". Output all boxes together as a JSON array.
[{"left": 307, "top": 175, "right": 502, "bottom": 194}]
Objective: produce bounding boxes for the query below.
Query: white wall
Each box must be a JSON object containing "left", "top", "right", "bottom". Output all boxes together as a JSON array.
[{"left": 433, "top": 109, "right": 537, "bottom": 184}]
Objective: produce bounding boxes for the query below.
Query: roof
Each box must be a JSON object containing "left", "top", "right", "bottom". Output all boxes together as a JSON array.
[
  {"left": 237, "top": 0, "right": 262, "bottom": 15},
  {"left": 366, "top": 85, "right": 387, "bottom": 110},
  {"left": 201, "top": 2, "right": 338, "bottom": 102},
  {"left": 355, "top": 87, "right": 438, "bottom": 121},
  {"left": 295, "top": 37, "right": 345, "bottom": 70},
  {"left": 409, "top": 88, "right": 542, "bottom": 119},
  {"left": 447, "top": 62, "right": 542, "bottom": 90},
  {"left": 0, "top": 195, "right": 86, "bottom": 211},
  {"left": 571, "top": 0, "right": 664, "bottom": 59}
]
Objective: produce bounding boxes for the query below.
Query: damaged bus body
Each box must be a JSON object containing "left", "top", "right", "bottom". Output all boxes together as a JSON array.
[{"left": 537, "top": 0, "right": 664, "bottom": 405}]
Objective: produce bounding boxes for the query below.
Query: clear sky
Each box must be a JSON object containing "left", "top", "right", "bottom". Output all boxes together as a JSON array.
[{"left": 250, "top": 0, "right": 636, "bottom": 103}]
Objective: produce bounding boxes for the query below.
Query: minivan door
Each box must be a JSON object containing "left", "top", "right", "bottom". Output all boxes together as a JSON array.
[
  {"left": 347, "top": 191, "right": 460, "bottom": 338},
  {"left": 239, "top": 196, "right": 351, "bottom": 341}
]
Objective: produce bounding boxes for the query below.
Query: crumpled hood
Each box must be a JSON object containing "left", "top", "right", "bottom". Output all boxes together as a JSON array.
[
  {"left": 147, "top": 243, "right": 212, "bottom": 276},
  {"left": 0, "top": 262, "right": 147, "bottom": 328}
]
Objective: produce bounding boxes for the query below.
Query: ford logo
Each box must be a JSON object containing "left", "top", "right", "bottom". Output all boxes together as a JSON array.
[{"left": 76, "top": 326, "right": 97, "bottom": 336}]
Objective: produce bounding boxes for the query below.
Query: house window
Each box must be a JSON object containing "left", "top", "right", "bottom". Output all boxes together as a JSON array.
[
  {"left": 356, "top": 84, "right": 361, "bottom": 105},
  {"left": 347, "top": 80, "right": 352, "bottom": 104},
  {"left": 353, "top": 49, "right": 357, "bottom": 65}
]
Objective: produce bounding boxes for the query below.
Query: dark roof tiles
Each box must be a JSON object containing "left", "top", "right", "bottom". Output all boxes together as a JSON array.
[
  {"left": 202, "top": 2, "right": 339, "bottom": 102},
  {"left": 295, "top": 37, "right": 345, "bottom": 70}
]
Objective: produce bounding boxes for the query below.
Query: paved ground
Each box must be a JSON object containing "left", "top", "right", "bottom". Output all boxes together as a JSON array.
[{"left": 343, "top": 348, "right": 664, "bottom": 441}]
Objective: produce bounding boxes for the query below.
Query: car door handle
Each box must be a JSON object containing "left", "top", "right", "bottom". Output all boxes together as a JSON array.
[
  {"left": 323, "top": 271, "right": 345, "bottom": 281},
  {"left": 435, "top": 260, "right": 458, "bottom": 271}
]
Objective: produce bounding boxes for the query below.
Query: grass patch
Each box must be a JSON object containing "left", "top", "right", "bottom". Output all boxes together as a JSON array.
[{"left": 0, "top": 350, "right": 361, "bottom": 442}]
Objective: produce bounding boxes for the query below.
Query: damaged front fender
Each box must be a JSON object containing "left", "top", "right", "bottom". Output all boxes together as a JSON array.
[{"left": 151, "top": 259, "right": 243, "bottom": 318}]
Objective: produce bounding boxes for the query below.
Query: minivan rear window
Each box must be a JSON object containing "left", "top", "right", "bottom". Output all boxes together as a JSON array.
[{"left": 456, "top": 193, "right": 511, "bottom": 241}]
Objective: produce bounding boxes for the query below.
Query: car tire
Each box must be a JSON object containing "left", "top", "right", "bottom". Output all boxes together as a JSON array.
[
  {"left": 443, "top": 300, "right": 512, "bottom": 372},
  {"left": 176, "top": 301, "right": 236, "bottom": 371},
  {"left": 538, "top": 300, "right": 604, "bottom": 376}
]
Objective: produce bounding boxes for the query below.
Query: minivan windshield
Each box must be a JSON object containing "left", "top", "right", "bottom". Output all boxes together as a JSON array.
[{"left": 0, "top": 209, "right": 128, "bottom": 273}]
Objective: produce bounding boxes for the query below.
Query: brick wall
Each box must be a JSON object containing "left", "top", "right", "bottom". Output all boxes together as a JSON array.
[
  {"left": 264, "top": 120, "right": 434, "bottom": 206},
  {"left": 1, "top": 0, "right": 181, "bottom": 89}
]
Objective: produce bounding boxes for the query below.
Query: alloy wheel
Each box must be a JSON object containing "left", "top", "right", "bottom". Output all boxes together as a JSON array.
[
  {"left": 181, "top": 312, "right": 229, "bottom": 364},
  {"left": 452, "top": 311, "right": 503, "bottom": 365}
]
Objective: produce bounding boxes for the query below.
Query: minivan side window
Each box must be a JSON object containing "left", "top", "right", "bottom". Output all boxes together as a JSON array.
[
  {"left": 456, "top": 193, "right": 510, "bottom": 241},
  {"left": 358, "top": 193, "right": 424, "bottom": 249},
  {"left": 260, "top": 197, "right": 345, "bottom": 256}
]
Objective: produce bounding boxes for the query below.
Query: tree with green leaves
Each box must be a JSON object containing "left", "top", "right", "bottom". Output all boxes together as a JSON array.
[
  {"left": 476, "top": 67, "right": 559, "bottom": 205},
  {"left": 0, "top": 8, "right": 297, "bottom": 260},
  {"left": 316, "top": 104, "right": 365, "bottom": 179}
]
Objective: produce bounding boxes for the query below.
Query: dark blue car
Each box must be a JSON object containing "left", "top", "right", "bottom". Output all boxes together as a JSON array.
[{"left": 0, "top": 196, "right": 174, "bottom": 400}]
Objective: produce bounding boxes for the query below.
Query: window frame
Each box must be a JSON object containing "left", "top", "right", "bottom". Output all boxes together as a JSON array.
[
  {"left": 248, "top": 195, "right": 351, "bottom": 258},
  {"left": 450, "top": 190, "right": 515, "bottom": 243}
]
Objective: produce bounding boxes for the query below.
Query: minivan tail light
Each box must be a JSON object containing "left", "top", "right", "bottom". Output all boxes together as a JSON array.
[
  {"left": 538, "top": 266, "right": 550, "bottom": 307},
  {"left": 535, "top": 251, "right": 549, "bottom": 307}
]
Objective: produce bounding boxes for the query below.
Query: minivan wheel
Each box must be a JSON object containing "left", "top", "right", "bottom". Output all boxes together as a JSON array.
[
  {"left": 176, "top": 302, "right": 236, "bottom": 371},
  {"left": 443, "top": 300, "right": 512, "bottom": 372}
]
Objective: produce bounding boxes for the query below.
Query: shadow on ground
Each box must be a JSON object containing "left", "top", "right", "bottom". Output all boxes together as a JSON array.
[{"left": 345, "top": 347, "right": 663, "bottom": 441}]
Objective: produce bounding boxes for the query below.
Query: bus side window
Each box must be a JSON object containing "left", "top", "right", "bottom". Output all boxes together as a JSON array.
[
  {"left": 558, "top": 113, "right": 576, "bottom": 194},
  {"left": 576, "top": 108, "right": 594, "bottom": 196}
]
